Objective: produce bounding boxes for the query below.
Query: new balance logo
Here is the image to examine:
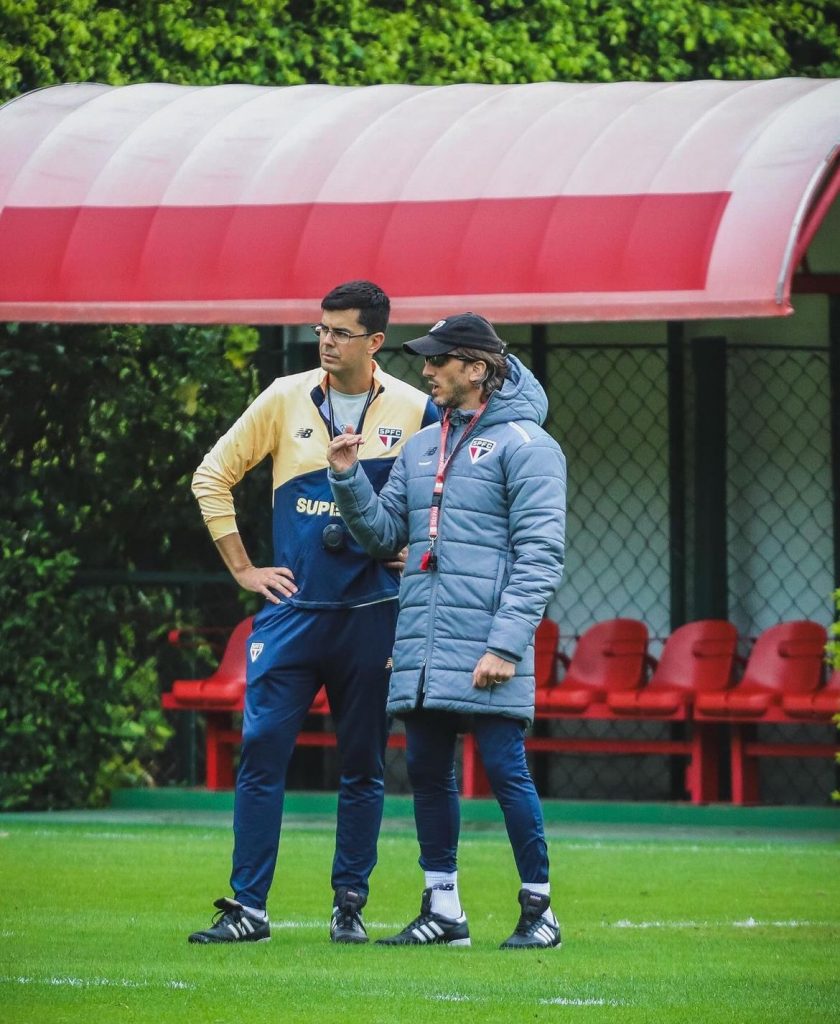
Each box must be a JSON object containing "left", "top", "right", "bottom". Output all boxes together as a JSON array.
[
  {"left": 249, "top": 642, "right": 264, "bottom": 663},
  {"left": 295, "top": 427, "right": 313, "bottom": 438}
]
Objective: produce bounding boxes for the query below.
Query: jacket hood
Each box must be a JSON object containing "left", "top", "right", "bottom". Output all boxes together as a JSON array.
[{"left": 481, "top": 354, "right": 548, "bottom": 428}]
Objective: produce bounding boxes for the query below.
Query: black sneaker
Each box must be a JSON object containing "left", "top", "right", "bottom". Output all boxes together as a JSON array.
[
  {"left": 376, "top": 888, "right": 471, "bottom": 946},
  {"left": 499, "top": 889, "right": 561, "bottom": 950},
  {"left": 188, "top": 897, "right": 270, "bottom": 944},
  {"left": 330, "top": 888, "right": 368, "bottom": 944}
]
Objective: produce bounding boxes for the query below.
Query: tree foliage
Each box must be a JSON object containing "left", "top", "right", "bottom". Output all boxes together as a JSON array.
[
  {"left": 2, "top": 0, "right": 840, "bottom": 102},
  {"left": 0, "top": 322, "right": 265, "bottom": 808},
  {"left": 2, "top": 0, "right": 838, "bottom": 807}
]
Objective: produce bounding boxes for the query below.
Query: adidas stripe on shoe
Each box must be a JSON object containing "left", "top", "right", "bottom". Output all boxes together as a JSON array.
[
  {"left": 376, "top": 888, "right": 470, "bottom": 947},
  {"left": 188, "top": 897, "right": 271, "bottom": 944},
  {"left": 499, "top": 888, "right": 561, "bottom": 950}
]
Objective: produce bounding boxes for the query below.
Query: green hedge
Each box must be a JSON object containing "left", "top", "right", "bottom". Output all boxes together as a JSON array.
[
  {"left": 2, "top": 0, "right": 839, "bottom": 101},
  {"left": 0, "top": 323, "right": 265, "bottom": 808},
  {"left": 2, "top": 0, "right": 839, "bottom": 807}
]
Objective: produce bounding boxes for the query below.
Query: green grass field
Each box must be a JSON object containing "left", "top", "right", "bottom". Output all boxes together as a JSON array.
[{"left": 1, "top": 800, "right": 838, "bottom": 1024}]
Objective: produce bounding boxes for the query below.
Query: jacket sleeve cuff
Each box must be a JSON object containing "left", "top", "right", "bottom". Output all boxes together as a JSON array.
[
  {"left": 487, "top": 646, "right": 521, "bottom": 664},
  {"left": 328, "top": 463, "right": 360, "bottom": 482}
]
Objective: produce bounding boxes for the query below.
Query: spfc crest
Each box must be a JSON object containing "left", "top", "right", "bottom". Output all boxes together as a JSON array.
[
  {"left": 378, "top": 426, "right": 403, "bottom": 449},
  {"left": 249, "top": 642, "right": 264, "bottom": 663},
  {"left": 468, "top": 438, "right": 496, "bottom": 464}
]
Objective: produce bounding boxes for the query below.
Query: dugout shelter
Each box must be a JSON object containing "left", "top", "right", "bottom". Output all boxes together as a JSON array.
[{"left": 2, "top": 79, "right": 838, "bottom": 802}]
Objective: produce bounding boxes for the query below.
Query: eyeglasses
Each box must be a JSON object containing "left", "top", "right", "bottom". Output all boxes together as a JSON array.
[
  {"left": 312, "top": 323, "right": 373, "bottom": 344},
  {"left": 424, "top": 354, "right": 478, "bottom": 367}
]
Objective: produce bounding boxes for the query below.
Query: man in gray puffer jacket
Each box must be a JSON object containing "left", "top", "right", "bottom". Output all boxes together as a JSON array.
[{"left": 327, "top": 312, "right": 566, "bottom": 950}]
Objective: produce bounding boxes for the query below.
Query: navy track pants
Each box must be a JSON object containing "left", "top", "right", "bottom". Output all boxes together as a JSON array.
[{"left": 231, "top": 600, "right": 397, "bottom": 910}]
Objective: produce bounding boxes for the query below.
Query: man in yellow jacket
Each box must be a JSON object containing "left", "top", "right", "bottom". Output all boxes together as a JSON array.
[{"left": 188, "top": 280, "right": 437, "bottom": 945}]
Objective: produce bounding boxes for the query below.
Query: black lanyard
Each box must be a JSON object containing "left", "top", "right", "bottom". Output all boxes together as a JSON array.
[{"left": 324, "top": 376, "right": 377, "bottom": 441}]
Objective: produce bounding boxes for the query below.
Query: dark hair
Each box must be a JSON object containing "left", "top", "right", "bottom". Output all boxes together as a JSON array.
[
  {"left": 450, "top": 346, "right": 508, "bottom": 397},
  {"left": 321, "top": 280, "right": 390, "bottom": 335}
]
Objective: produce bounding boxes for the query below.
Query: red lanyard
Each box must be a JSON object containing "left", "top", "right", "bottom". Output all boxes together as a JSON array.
[{"left": 420, "top": 402, "right": 487, "bottom": 572}]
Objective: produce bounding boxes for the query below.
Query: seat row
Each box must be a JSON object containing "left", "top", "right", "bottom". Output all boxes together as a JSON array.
[
  {"left": 534, "top": 618, "right": 837, "bottom": 720},
  {"left": 512, "top": 617, "right": 837, "bottom": 804},
  {"left": 160, "top": 616, "right": 838, "bottom": 804}
]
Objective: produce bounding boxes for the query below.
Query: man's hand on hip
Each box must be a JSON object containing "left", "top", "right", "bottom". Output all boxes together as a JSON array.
[{"left": 233, "top": 565, "right": 297, "bottom": 605}]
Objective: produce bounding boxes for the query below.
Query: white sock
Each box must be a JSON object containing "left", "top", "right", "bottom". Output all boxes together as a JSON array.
[
  {"left": 425, "top": 872, "right": 462, "bottom": 918},
  {"left": 238, "top": 903, "right": 268, "bottom": 921},
  {"left": 522, "top": 882, "right": 556, "bottom": 924}
]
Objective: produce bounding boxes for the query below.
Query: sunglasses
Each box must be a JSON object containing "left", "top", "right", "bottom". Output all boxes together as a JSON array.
[{"left": 424, "top": 354, "right": 478, "bottom": 367}]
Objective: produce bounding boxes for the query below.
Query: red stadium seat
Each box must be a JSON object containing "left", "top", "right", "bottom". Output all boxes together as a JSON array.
[
  {"left": 162, "top": 616, "right": 332, "bottom": 788},
  {"left": 608, "top": 620, "right": 737, "bottom": 717},
  {"left": 541, "top": 619, "right": 648, "bottom": 713},
  {"left": 695, "top": 621, "right": 827, "bottom": 719},
  {"left": 782, "top": 667, "right": 840, "bottom": 720},
  {"left": 166, "top": 617, "right": 253, "bottom": 708}
]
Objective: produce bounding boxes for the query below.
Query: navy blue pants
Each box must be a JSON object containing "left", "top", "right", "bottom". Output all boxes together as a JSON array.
[
  {"left": 403, "top": 710, "right": 549, "bottom": 883},
  {"left": 231, "top": 600, "right": 397, "bottom": 910}
]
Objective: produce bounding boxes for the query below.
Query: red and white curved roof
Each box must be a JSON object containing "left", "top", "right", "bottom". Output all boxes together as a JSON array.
[{"left": 0, "top": 79, "right": 838, "bottom": 323}]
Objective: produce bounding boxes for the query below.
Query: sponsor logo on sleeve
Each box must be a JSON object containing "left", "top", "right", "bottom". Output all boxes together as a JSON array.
[{"left": 468, "top": 438, "right": 496, "bottom": 464}]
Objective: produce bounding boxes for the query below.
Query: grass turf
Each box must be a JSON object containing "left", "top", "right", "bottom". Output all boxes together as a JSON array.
[{"left": 1, "top": 809, "right": 838, "bottom": 1023}]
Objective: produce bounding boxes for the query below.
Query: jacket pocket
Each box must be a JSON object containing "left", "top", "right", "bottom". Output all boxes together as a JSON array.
[{"left": 491, "top": 553, "right": 513, "bottom": 613}]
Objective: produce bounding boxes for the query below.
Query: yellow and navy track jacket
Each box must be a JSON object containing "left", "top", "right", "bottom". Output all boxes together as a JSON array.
[{"left": 193, "top": 363, "right": 439, "bottom": 609}]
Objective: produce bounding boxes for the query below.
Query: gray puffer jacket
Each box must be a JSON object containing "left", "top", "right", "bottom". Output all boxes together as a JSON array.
[{"left": 329, "top": 355, "right": 566, "bottom": 725}]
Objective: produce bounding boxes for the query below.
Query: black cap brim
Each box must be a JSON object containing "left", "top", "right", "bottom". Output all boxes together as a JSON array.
[{"left": 402, "top": 335, "right": 458, "bottom": 356}]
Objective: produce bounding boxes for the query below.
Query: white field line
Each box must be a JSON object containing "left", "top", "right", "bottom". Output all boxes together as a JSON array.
[
  {"left": 22, "top": 830, "right": 222, "bottom": 842},
  {"left": 562, "top": 842, "right": 835, "bottom": 855},
  {"left": 20, "top": 832, "right": 836, "bottom": 853},
  {"left": 270, "top": 919, "right": 409, "bottom": 930},
  {"left": 428, "top": 992, "right": 626, "bottom": 1007},
  {"left": 607, "top": 918, "right": 836, "bottom": 930},
  {"left": 540, "top": 997, "right": 626, "bottom": 1007},
  {"left": 23, "top": 830, "right": 147, "bottom": 841},
  {"left": 273, "top": 916, "right": 840, "bottom": 931},
  {"left": 6, "top": 976, "right": 193, "bottom": 990}
]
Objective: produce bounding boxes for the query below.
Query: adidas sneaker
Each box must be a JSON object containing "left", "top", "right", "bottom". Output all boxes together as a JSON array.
[
  {"left": 330, "top": 887, "right": 369, "bottom": 944},
  {"left": 376, "top": 887, "right": 470, "bottom": 946},
  {"left": 188, "top": 897, "right": 270, "bottom": 944},
  {"left": 499, "top": 888, "right": 561, "bottom": 950}
]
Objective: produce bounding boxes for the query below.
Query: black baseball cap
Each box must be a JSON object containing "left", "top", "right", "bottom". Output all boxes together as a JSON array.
[{"left": 403, "top": 312, "right": 506, "bottom": 356}]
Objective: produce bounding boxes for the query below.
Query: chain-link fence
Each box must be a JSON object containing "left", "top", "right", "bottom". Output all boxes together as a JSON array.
[{"left": 157, "top": 331, "right": 837, "bottom": 805}]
